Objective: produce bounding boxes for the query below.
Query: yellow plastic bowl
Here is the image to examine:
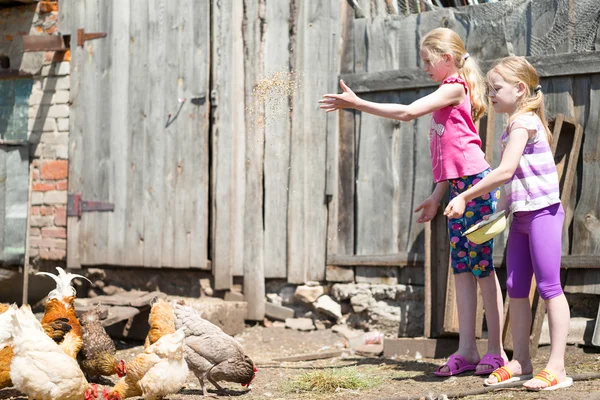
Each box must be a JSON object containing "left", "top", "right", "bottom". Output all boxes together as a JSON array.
[{"left": 462, "top": 211, "right": 507, "bottom": 245}]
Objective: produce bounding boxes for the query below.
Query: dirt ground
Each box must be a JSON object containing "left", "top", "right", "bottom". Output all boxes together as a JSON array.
[{"left": 2, "top": 325, "right": 599, "bottom": 400}]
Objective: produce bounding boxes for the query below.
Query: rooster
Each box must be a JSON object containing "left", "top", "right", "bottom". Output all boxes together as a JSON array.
[
  {"left": 144, "top": 298, "right": 176, "bottom": 348},
  {"left": 78, "top": 305, "right": 126, "bottom": 379},
  {"left": 173, "top": 302, "right": 257, "bottom": 396},
  {"left": 37, "top": 267, "right": 90, "bottom": 358},
  {"left": 9, "top": 304, "right": 98, "bottom": 400},
  {"left": 0, "top": 303, "right": 17, "bottom": 390},
  {"left": 103, "top": 328, "right": 188, "bottom": 400}
]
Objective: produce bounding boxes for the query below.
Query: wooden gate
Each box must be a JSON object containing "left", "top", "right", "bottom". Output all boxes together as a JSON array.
[{"left": 61, "top": 0, "right": 210, "bottom": 268}]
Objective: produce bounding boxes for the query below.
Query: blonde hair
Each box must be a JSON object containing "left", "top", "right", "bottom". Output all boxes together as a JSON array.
[
  {"left": 488, "top": 56, "right": 552, "bottom": 144},
  {"left": 420, "top": 27, "right": 486, "bottom": 122}
]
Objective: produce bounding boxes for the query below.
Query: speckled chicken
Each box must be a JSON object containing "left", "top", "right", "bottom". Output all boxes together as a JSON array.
[
  {"left": 78, "top": 305, "right": 126, "bottom": 379},
  {"left": 173, "top": 302, "right": 257, "bottom": 396}
]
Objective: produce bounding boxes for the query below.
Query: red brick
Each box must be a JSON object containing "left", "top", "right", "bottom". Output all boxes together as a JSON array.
[
  {"left": 41, "top": 227, "right": 67, "bottom": 238},
  {"left": 32, "top": 169, "right": 40, "bottom": 180},
  {"left": 38, "top": 2, "right": 58, "bottom": 12},
  {"left": 56, "top": 180, "right": 68, "bottom": 190},
  {"left": 30, "top": 237, "right": 66, "bottom": 250},
  {"left": 31, "top": 206, "right": 41, "bottom": 215},
  {"left": 41, "top": 160, "right": 68, "bottom": 180},
  {"left": 40, "top": 206, "right": 53, "bottom": 216},
  {"left": 33, "top": 182, "right": 55, "bottom": 192},
  {"left": 40, "top": 248, "right": 66, "bottom": 260},
  {"left": 54, "top": 207, "right": 66, "bottom": 226},
  {"left": 30, "top": 228, "right": 41, "bottom": 236}
]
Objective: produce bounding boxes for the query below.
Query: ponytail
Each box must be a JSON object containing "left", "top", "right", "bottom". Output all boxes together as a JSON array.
[{"left": 459, "top": 56, "right": 486, "bottom": 122}]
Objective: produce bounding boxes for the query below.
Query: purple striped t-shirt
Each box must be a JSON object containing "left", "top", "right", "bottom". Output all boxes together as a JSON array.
[{"left": 500, "top": 114, "right": 561, "bottom": 212}]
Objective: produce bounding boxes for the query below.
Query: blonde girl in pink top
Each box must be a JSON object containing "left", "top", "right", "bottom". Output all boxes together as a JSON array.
[{"left": 320, "top": 28, "right": 507, "bottom": 376}]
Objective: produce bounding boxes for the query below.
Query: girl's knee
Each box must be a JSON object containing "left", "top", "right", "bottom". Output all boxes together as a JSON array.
[
  {"left": 506, "top": 281, "right": 530, "bottom": 299},
  {"left": 537, "top": 283, "right": 563, "bottom": 300}
]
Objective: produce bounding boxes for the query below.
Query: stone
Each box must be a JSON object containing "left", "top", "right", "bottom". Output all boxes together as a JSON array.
[
  {"left": 285, "top": 317, "right": 315, "bottom": 331},
  {"left": 294, "top": 285, "right": 324, "bottom": 303},
  {"left": 265, "top": 302, "right": 295, "bottom": 321},
  {"left": 314, "top": 295, "right": 342, "bottom": 321},
  {"left": 266, "top": 293, "right": 282, "bottom": 306},
  {"left": 199, "top": 278, "right": 213, "bottom": 296},
  {"left": 174, "top": 297, "right": 248, "bottom": 336},
  {"left": 224, "top": 290, "right": 245, "bottom": 302},
  {"left": 350, "top": 292, "right": 373, "bottom": 313}
]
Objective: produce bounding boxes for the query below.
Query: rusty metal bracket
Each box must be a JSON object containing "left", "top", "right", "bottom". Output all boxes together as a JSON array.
[
  {"left": 67, "top": 193, "right": 114, "bottom": 218},
  {"left": 77, "top": 28, "right": 107, "bottom": 47}
]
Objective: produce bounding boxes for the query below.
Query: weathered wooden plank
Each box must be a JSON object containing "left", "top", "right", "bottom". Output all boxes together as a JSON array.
[
  {"left": 106, "top": 0, "right": 130, "bottom": 266},
  {"left": 122, "top": 0, "right": 147, "bottom": 266},
  {"left": 287, "top": 1, "right": 338, "bottom": 283},
  {"left": 79, "top": 0, "right": 105, "bottom": 265},
  {"left": 327, "top": 253, "right": 423, "bottom": 266},
  {"left": 143, "top": 0, "right": 168, "bottom": 267},
  {"left": 0, "top": 150, "right": 6, "bottom": 261},
  {"left": 342, "top": 53, "right": 600, "bottom": 94},
  {"left": 66, "top": 0, "right": 86, "bottom": 268},
  {"left": 212, "top": 0, "right": 245, "bottom": 288},
  {"left": 573, "top": 76, "right": 600, "bottom": 253},
  {"left": 57, "top": 0, "right": 73, "bottom": 35},
  {"left": 241, "top": 0, "right": 265, "bottom": 320},
  {"left": 263, "top": 0, "right": 291, "bottom": 278},
  {"left": 188, "top": 0, "right": 210, "bottom": 269},
  {"left": 75, "top": 290, "right": 166, "bottom": 308}
]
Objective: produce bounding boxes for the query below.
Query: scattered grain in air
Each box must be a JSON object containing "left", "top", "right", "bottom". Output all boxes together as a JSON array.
[{"left": 248, "top": 70, "right": 302, "bottom": 128}]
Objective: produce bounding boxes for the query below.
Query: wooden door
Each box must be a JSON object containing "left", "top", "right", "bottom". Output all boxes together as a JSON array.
[{"left": 62, "top": 0, "right": 210, "bottom": 268}]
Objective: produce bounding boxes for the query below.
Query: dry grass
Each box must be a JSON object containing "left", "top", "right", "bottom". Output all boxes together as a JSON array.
[{"left": 284, "top": 367, "right": 382, "bottom": 394}]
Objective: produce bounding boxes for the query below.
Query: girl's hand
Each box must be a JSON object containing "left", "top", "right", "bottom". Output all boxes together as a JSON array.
[
  {"left": 414, "top": 197, "right": 439, "bottom": 223},
  {"left": 319, "top": 80, "right": 359, "bottom": 112},
  {"left": 444, "top": 195, "right": 466, "bottom": 219}
]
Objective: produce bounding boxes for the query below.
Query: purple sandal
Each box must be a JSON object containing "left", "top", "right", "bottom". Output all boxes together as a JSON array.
[
  {"left": 434, "top": 354, "right": 478, "bottom": 377},
  {"left": 474, "top": 353, "right": 505, "bottom": 376}
]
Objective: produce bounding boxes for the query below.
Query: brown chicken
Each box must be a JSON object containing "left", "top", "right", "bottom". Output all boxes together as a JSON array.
[
  {"left": 173, "top": 302, "right": 257, "bottom": 396},
  {"left": 37, "top": 267, "right": 90, "bottom": 358},
  {"left": 144, "top": 298, "right": 176, "bottom": 348},
  {"left": 78, "top": 305, "right": 126, "bottom": 379}
]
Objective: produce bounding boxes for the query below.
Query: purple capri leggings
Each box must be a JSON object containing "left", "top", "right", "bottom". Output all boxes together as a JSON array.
[{"left": 506, "top": 203, "right": 564, "bottom": 300}]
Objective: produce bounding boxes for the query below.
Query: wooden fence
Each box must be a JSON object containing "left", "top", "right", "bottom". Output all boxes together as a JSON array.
[{"left": 57, "top": 0, "right": 600, "bottom": 319}]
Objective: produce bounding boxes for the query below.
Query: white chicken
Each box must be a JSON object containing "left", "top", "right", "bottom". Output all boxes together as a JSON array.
[
  {"left": 103, "top": 328, "right": 188, "bottom": 400},
  {"left": 9, "top": 304, "right": 98, "bottom": 400}
]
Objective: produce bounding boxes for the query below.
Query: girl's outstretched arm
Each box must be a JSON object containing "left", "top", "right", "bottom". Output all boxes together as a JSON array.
[
  {"left": 443, "top": 127, "right": 530, "bottom": 219},
  {"left": 319, "top": 79, "right": 464, "bottom": 122}
]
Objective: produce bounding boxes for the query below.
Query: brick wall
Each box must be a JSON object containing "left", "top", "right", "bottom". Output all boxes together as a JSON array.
[{"left": 1, "top": 1, "right": 70, "bottom": 262}]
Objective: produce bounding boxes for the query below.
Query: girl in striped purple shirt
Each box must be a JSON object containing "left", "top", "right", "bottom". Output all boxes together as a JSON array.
[{"left": 444, "top": 56, "right": 572, "bottom": 391}]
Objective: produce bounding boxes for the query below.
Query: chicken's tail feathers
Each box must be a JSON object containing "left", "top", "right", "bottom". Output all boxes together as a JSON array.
[
  {"left": 0, "top": 303, "right": 18, "bottom": 350},
  {"left": 11, "top": 304, "right": 43, "bottom": 335},
  {"left": 37, "top": 267, "right": 91, "bottom": 300}
]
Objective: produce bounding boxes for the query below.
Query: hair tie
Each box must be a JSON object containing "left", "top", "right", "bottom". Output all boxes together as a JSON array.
[
  {"left": 463, "top": 53, "right": 470, "bottom": 60},
  {"left": 534, "top": 84, "right": 542, "bottom": 93}
]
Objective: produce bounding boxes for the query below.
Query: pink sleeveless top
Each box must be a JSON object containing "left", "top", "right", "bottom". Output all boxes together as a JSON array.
[{"left": 429, "top": 76, "right": 490, "bottom": 182}]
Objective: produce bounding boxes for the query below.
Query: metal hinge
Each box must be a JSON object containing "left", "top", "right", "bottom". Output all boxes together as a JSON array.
[
  {"left": 77, "top": 28, "right": 107, "bottom": 47},
  {"left": 67, "top": 193, "right": 114, "bottom": 218}
]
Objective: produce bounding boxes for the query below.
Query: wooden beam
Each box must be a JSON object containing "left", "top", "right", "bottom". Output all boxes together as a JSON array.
[
  {"left": 493, "top": 255, "right": 600, "bottom": 269},
  {"left": 327, "top": 252, "right": 424, "bottom": 267},
  {"left": 22, "top": 35, "right": 68, "bottom": 52},
  {"left": 342, "top": 52, "right": 600, "bottom": 93}
]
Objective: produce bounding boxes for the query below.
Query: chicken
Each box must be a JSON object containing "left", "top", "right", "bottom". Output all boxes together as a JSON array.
[
  {"left": 37, "top": 267, "right": 90, "bottom": 358},
  {"left": 78, "top": 305, "right": 126, "bottom": 379},
  {"left": 173, "top": 302, "right": 257, "bottom": 397},
  {"left": 0, "top": 303, "right": 17, "bottom": 390},
  {"left": 144, "top": 298, "right": 176, "bottom": 348},
  {"left": 103, "top": 328, "right": 188, "bottom": 400},
  {"left": 9, "top": 304, "right": 98, "bottom": 400}
]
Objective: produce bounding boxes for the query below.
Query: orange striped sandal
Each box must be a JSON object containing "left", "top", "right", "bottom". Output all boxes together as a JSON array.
[
  {"left": 525, "top": 369, "right": 573, "bottom": 391},
  {"left": 483, "top": 366, "right": 533, "bottom": 388}
]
